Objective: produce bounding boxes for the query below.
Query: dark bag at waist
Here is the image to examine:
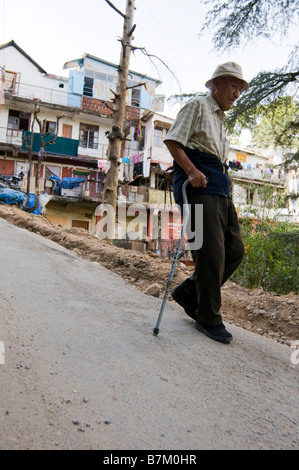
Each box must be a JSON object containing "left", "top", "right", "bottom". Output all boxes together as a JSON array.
[{"left": 173, "top": 148, "right": 232, "bottom": 203}]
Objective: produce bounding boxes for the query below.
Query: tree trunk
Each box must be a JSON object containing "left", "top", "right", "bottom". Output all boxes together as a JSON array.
[
  {"left": 102, "top": 0, "right": 135, "bottom": 240},
  {"left": 24, "top": 103, "right": 61, "bottom": 213},
  {"left": 24, "top": 111, "right": 36, "bottom": 210}
]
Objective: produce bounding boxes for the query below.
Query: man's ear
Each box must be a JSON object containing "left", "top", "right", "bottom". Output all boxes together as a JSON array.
[{"left": 211, "top": 77, "right": 220, "bottom": 93}]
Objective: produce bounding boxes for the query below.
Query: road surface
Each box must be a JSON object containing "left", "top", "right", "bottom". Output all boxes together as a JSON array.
[{"left": 0, "top": 217, "right": 298, "bottom": 450}]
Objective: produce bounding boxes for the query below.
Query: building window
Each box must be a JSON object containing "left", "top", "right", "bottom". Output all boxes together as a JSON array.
[
  {"left": 154, "top": 128, "right": 163, "bottom": 147},
  {"left": 7, "top": 109, "right": 30, "bottom": 136},
  {"left": 83, "top": 77, "right": 94, "bottom": 97},
  {"left": 246, "top": 187, "right": 255, "bottom": 204},
  {"left": 131, "top": 88, "right": 141, "bottom": 107},
  {"left": 79, "top": 124, "right": 99, "bottom": 149},
  {"left": 62, "top": 124, "right": 73, "bottom": 139},
  {"left": 45, "top": 165, "right": 62, "bottom": 180},
  {"left": 44, "top": 121, "right": 56, "bottom": 135},
  {"left": 4, "top": 71, "right": 19, "bottom": 94}
]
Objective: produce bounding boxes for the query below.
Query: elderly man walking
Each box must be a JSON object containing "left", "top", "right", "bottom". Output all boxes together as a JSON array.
[{"left": 164, "top": 62, "right": 248, "bottom": 344}]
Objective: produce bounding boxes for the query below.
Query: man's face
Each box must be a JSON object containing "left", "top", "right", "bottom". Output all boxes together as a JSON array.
[{"left": 212, "top": 76, "right": 244, "bottom": 111}]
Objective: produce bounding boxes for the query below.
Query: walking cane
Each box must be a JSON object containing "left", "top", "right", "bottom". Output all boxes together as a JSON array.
[{"left": 153, "top": 179, "right": 190, "bottom": 336}]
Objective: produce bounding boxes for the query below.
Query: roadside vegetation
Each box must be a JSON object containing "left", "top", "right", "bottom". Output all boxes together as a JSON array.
[{"left": 232, "top": 218, "right": 298, "bottom": 295}]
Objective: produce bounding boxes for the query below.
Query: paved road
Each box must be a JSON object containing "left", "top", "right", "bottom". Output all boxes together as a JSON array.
[{"left": 0, "top": 217, "right": 298, "bottom": 450}]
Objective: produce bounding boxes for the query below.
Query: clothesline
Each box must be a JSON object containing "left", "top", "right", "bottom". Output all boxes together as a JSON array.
[{"left": 229, "top": 160, "right": 277, "bottom": 173}]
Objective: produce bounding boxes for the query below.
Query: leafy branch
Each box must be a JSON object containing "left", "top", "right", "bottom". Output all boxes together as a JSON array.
[{"left": 199, "top": 0, "right": 299, "bottom": 51}]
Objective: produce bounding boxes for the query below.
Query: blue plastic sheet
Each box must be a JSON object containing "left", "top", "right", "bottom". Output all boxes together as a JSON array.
[
  {"left": 25, "top": 193, "right": 41, "bottom": 214},
  {"left": 49, "top": 176, "right": 85, "bottom": 194},
  {"left": 0, "top": 188, "right": 25, "bottom": 205},
  {"left": 61, "top": 177, "right": 85, "bottom": 189},
  {"left": 0, "top": 188, "right": 40, "bottom": 214}
]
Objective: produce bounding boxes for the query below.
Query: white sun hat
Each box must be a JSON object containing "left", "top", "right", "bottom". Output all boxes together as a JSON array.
[{"left": 205, "top": 62, "right": 249, "bottom": 91}]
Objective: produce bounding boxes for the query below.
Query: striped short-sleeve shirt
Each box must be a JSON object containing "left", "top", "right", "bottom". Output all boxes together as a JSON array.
[{"left": 164, "top": 94, "right": 230, "bottom": 163}]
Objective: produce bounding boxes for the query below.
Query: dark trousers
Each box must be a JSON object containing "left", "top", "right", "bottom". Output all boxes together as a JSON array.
[{"left": 180, "top": 194, "right": 244, "bottom": 326}]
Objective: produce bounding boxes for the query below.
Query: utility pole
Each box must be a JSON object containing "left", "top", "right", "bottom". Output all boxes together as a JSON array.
[{"left": 103, "top": 0, "right": 136, "bottom": 239}]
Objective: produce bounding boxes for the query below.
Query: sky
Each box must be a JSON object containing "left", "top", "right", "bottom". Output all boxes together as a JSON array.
[{"left": 1, "top": 0, "right": 297, "bottom": 118}]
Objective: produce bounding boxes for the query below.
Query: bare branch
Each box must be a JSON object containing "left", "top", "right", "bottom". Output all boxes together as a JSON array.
[
  {"left": 105, "top": 0, "right": 126, "bottom": 19},
  {"left": 131, "top": 45, "right": 182, "bottom": 94},
  {"left": 34, "top": 111, "right": 44, "bottom": 148},
  {"left": 109, "top": 89, "right": 119, "bottom": 102},
  {"left": 104, "top": 102, "right": 115, "bottom": 113},
  {"left": 22, "top": 132, "right": 32, "bottom": 151},
  {"left": 128, "top": 24, "right": 136, "bottom": 37},
  {"left": 126, "top": 81, "right": 147, "bottom": 90},
  {"left": 45, "top": 114, "right": 63, "bottom": 146}
]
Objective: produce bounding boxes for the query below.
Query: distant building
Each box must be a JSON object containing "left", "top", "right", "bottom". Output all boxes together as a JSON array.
[
  {"left": 0, "top": 41, "right": 295, "bottom": 257},
  {"left": 0, "top": 40, "right": 164, "bottom": 234}
]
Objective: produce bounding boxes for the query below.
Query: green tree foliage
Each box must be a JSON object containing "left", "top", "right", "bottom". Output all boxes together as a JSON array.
[
  {"left": 246, "top": 96, "right": 299, "bottom": 148},
  {"left": 200, "top": 0, "right": 298, "bottom": 51},
  {"left": 225, "top": 73, "right": 299, "bottom": 131},
  {"left": 199, "top": 0, "right": 299, "bottom": 164}
]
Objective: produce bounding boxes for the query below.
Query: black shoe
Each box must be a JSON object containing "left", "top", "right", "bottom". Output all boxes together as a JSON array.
[
  {"left": 171, "top": 285, "right": 197, "bottom": 320},
  {"left": 195, "top": 322, "right": 232, "bottom": 344}
]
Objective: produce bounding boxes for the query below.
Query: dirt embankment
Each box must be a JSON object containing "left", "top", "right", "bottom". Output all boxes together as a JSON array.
[{"left": 0, "top": 204, "right": 298, "bottom": 345}]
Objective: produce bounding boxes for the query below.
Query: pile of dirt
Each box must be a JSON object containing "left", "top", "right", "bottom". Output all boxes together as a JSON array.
[{"left": 0, "top": 204, "right": 298, "bottom": 345}]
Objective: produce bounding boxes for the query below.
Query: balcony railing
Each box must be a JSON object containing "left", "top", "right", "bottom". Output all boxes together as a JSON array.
[
  {"left": 0, "top": 169, "right": 104, "bottom": 200},
  {"left": 5, "top": 82, "right": 69, "bottom": 107},
  {"left": 21, "top": 131, "right": 79, "bottom": 157},
  {"left": 0, "top": 126, "right": 23, "bottom": 146},
  {"left": 0, "top": 125, "right": 109, "bottom": 163},
  {"left": 230, "top": 168, "right": 285, "bottom": 186},
  {"left": 5, "top": 81, "right": 141, "bottom": 121}
]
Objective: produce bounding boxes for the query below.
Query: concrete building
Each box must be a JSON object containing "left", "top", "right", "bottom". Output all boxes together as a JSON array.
[
  {"left": 0, "top": 41, "right": 294, "bottom": 257},
  {"left": 0, "top": 40, "right": 163, "bottom": 233}
]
